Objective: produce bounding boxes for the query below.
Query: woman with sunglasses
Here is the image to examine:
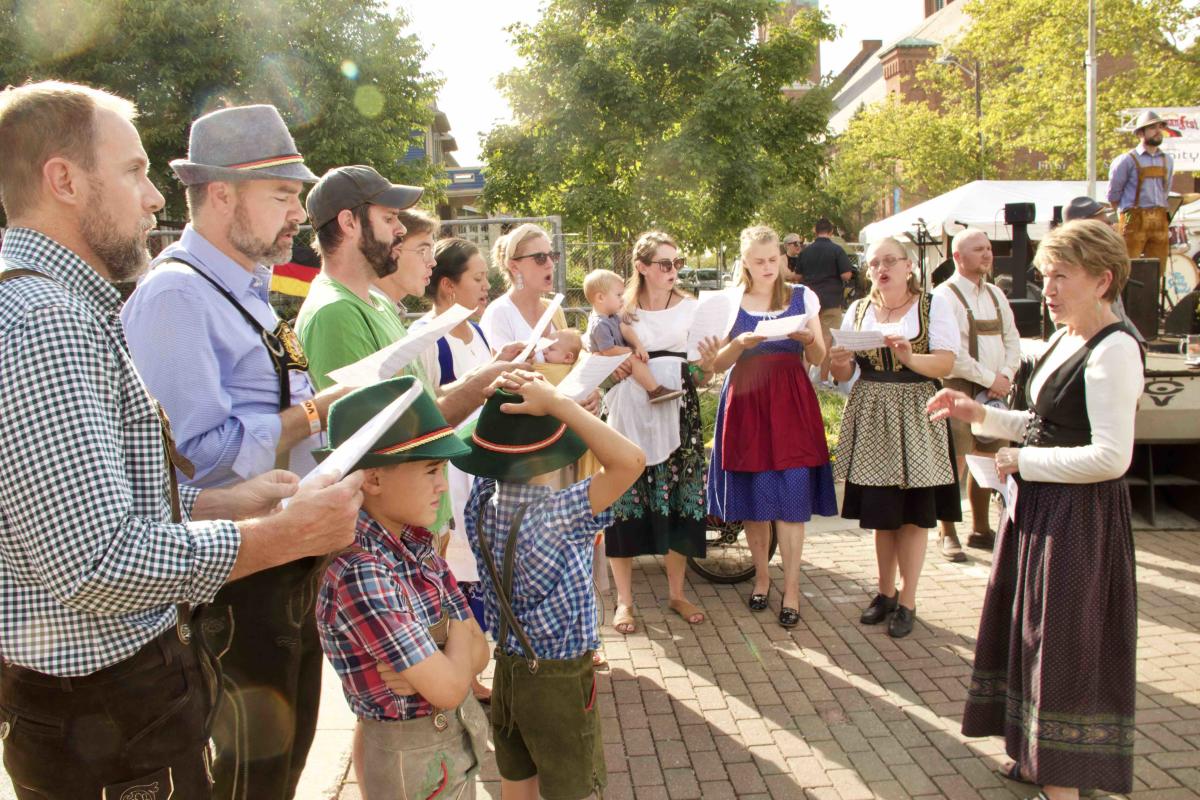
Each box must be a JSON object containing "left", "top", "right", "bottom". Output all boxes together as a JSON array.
[
  {"left": 704, "top": 226, "right": 838, "bottom": 628},
  {"left": 828, "top": 236, "right": 960, "bottom": 638},
  {"left": 603, "top": 231, "right": 711, "bottom": 633},
  {"left": 480, "top": 223, "right": 567, "bottom": 358}
]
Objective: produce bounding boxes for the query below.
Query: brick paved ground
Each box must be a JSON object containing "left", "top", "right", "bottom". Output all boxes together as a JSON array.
[
  {"left": 4, "top": 497, "right": 1196, "bottom": 800},
  {"left": 329, "top": 496, "right": 1200, "bottom": 800}
]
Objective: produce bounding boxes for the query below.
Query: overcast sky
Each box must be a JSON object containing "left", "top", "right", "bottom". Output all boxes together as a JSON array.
[{"left": 396, "top": 1, "right": 930, "bottom": 165}]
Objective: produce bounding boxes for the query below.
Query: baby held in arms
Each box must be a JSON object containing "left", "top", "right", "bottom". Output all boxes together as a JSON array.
[{"left": 583, "top": 269, "right": 685, "bottom": 404}]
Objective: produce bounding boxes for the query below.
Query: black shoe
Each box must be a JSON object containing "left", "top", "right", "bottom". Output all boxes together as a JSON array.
[
  {"left": 778, "top": 607, "right": 800, "bottom": 628},
  {"left": 888, "top": 605, "right": 916, "bottom": 638},
  {"left": 748, "top": 589, "right": 768, "bottom": 611},
  {"left": 860, "top": 592, "right": 898, "bottom": 625}
]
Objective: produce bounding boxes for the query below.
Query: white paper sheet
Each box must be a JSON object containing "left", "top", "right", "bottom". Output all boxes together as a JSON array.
[
  {"left": 686, "top": 286, "right": 744, "bottom": 359},
  {"left": 965, "top": 454, "right": 1018, "bottom": 522},
  {"left": 555, "top": 352, "right": 633, "bottom": 401},
  {"left": 284, "top": 382, "right": 424, "bottom": 506},
  {"left": 752, "top": 313, "right": 811, "bottom": 341},
  {"left": 830, "top": 328, "right": 887, "bottom": 352},
  {"left": 328, "top": 304, "right": 476, "bottom": 387},
  {"left": 513, "top": 294, "right": 564, "bottom": 363}
]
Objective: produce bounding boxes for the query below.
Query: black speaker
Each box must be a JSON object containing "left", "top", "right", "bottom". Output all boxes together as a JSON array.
[
  {"left": 1123, "top": 258, "right": 1160, "bottom": 339},
  {"left": 1004, "top": 202, "right": 1035, "bottom": 225},
  {"left": 1052, "top": 205, "right": 1063, "bottom": 227},
  {"left": 1009, "top": 297, "right": 1043, "bottom": 337}
]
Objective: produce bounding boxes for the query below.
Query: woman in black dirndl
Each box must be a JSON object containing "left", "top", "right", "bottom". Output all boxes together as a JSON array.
[
  {"left": 829, "top": 236, "right": 961, "bottom": 638},
  {"left": 928, "top": 220, "right": 1142, "bottom": 800}
]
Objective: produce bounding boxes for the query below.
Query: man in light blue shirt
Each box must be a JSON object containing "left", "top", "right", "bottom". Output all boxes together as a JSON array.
[
  {"left": 122, "top": 104, "right": 343, "bottom": 800},
  {"left": 1107, "top": 109, "right": 1175, "bottom": 270}
]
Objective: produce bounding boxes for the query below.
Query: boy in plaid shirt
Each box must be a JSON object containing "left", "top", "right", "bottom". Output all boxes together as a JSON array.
[
  {"left": 315, "top": 376, "right": 490, "bottom": 799},
  {"left": 455, "top": 370, "right": 644, "bottom": 800}
]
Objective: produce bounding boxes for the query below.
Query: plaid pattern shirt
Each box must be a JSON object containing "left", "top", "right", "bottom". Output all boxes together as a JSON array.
[
  {"left": 464, "top": 478, "right": 612, "bottom": 661},
  {"left": 317, "top": 510, "right": 471, "bottom": 721},
  {"left": 0, "top": 228, "right": 241, "bottom": 676}
]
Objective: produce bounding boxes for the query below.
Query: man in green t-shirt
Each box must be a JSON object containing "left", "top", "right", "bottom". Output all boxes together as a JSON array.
[{"left": 295, "top": 165, "right": 520, "bottom": 530}]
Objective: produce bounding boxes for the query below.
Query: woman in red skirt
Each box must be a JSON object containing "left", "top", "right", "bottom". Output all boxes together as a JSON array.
[{"left": 706, "top": 225, "right": 838, "bottom": 628}]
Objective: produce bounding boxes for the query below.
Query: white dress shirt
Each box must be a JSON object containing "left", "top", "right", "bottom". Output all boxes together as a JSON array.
[{"left": 934, "top": 271, "right": 1021, "bottom": 389}]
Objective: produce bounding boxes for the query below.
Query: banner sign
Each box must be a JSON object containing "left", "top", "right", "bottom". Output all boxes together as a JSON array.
[{"left": 1120, "top": 107, "right": 1200, "bottom": 172}]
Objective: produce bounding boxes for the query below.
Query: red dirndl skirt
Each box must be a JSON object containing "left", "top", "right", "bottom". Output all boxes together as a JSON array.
[{"left": 719, "top": 353, "right": 829, "bottom": 472}]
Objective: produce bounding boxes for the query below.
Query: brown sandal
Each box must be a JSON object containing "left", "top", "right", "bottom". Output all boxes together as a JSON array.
[
  {"left": 668, "top": 598, "right": 706, "bottom": 625},
  {"left": 613, "top": 604, "right": 637, "bottom": 634}
]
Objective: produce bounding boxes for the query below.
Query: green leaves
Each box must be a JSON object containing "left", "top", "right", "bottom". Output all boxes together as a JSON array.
[
  {"left": 481, "top": 0, "right": 834, "bottom": 249},
  {"left": 0, "top": 0, "right": 441, "bottom": 223}
]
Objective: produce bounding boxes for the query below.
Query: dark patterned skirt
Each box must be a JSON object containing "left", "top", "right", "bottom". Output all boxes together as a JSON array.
[
  {"left": 962, "top": 477, "right": 1137, "bottom": 794},
  {"left": 605, "top": 366, "right": 707, "bottom": 559}
]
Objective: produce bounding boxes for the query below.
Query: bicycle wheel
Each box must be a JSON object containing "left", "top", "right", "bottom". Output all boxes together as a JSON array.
[{"left": 686, "top": 517, "right": 778, "bottom": 584}]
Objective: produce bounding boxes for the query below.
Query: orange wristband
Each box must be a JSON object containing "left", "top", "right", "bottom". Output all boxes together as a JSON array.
[{"left": 302, "top": 399, "right": 321, "bottom": 435}]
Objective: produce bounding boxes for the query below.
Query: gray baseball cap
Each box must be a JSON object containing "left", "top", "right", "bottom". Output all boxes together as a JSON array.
[
  {"left": 306, "top": 165, "right": 424, "bottom": 230},
  {"left": 1063, "top": 196, "right": 1114, "bottom": 223}
]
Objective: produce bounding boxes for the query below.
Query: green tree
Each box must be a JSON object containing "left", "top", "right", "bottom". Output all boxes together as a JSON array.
[
  {"left": 481, "top": 0, "right": 834, "bottom": 249},
  {"left": 0, "top": 0, "right": 442, "bottom": 223}
]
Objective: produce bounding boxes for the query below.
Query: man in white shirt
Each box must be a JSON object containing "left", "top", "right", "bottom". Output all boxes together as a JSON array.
[{"left": 933, "top": 229, "right": 1021, "bottom": 560}]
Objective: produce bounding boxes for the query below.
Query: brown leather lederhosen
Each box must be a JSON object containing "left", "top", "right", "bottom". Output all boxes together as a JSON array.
[{"left": 1118, "top": 148, "right": 1171, "bottom": 271}]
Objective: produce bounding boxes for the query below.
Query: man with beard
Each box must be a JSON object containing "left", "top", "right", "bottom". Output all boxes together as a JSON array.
[
  {"left": 1108, "top": 110, "right": 1175, "bottom": 273},
  {"left": 0, "top": 82, "right": 363, "bottom": 799},
  {"left": 932, "top": 228, "right": 1019, "bottom": 560},
  {"left": 121, "top": 104, "right": 347, "bottom": 800}
]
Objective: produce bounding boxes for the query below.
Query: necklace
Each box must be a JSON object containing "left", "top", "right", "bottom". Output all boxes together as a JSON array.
[
  {"left": 639, "top": 291, "right": 673, "bottom": 311},
  {"left": 877, "top": 292, "right": 913, "bottom": 323}
]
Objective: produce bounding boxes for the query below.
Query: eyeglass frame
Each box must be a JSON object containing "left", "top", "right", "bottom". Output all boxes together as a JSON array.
[
  {"left": 511, "top": 250, "right": 560, "bottom": 266},
  {"left": 866, "top": 254, "right": 909, "bottom": 269},
  {"left": 645, "top": 257, "right": 686, "bottom": 273}
]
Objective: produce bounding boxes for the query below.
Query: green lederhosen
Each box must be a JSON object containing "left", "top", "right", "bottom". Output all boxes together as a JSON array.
[{"left": 475, "top": 497, "right": 605, "bottom": 800}]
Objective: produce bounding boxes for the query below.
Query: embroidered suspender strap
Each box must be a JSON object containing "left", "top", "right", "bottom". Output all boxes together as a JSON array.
[{"left": 474, "top": 491, "right": 539, "bottom": 673}]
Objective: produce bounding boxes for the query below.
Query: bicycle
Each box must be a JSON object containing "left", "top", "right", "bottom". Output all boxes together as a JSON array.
[{"left": 686, "top": 515, "right": 777, "bottom": 584}]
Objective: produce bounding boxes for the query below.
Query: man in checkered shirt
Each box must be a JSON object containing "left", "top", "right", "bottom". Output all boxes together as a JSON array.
[{"left": 0, "top": 81, "right": 364, "bottom": 799}]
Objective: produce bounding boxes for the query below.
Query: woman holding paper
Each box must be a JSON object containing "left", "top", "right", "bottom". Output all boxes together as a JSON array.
[
  {"left": 828, "top": 236, "right": 959, "bottom": 638},
  {"left": 604, "top": 230, "right": 710, "bottom": 632},
  {"left": 927, "top": 221, "right": 1141, "bottom": 799},
  {"left": 705, "top": 226, "right": 837, "bottom": 628},
  {"left": 480, "top": 223, "right": 567, "bottom": 361}
]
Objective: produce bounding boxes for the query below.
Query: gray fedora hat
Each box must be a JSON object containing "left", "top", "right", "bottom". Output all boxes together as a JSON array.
[
  {"left": 170, "top": 104, "right": 319, "bottom": 186},
  {"left": 1063, "top": 196, "right": 1114, "bottom": 222},
  {"left": 1131, "top": 109, "right": 1165, "bottom": 134}
]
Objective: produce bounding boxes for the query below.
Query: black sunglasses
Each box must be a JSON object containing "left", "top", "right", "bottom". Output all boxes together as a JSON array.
[
  {"left": 647, "top": 258, "right": 686, "bottom": 273},
  {"left": 512, "top": 250, "right": 560, "bottom": 266}
]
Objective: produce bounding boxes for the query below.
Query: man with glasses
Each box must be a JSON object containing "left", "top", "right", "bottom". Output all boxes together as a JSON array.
[
  {"left": 783, "top": 232, "right": 804, "bottom": 281},
  {"left": 1107, "top": 110, "right": 1175, "bottom": 273},
  {"left": 797, "top": 218, "right": 853, "bottom": 388}
]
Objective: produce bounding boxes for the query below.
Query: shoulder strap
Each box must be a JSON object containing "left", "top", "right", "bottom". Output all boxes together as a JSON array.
[
  {"left": 945, "top": 282, "right": 978, "bottom": 361},
  {"left": 473, "top": 487, "right": 539, "bottom": 672},
  {"left": 470, "top": 320, "right": 490, "bottom": 351},
  {"left": 435, "top": 336, "right": 457, "bottom": 385},
  {"left": 0, "top": 267, "right": 52, "bottom": 284}
]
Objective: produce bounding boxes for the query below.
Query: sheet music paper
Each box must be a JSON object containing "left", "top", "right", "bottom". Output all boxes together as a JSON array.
[
  {"left": 831, "top": 328, "right": 887, "bottom": 352},
  {"left": 328, "top": 304, "right": 476, "bottom": 387},
  {"left": 555, "top": 353, "right": 633, "bottom": 401},
  {"left": 965, "top": 454, "right": 1018, "bottom": 523},
  {"left": 513, "top": 294, "right": 564, "bottom": 363},
  {"left": 752, "top": 312, "right": 811, "bottom": 341},
  {"left": 686, "top": 286, "right": 744, "bottom": 359},
  {"left": 284, "top": 382, "right": 424, "bottom": 506}
]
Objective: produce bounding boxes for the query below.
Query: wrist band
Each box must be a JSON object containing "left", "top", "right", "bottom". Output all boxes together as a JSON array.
[{"left": 302, "top": 399, "right": 322, "bottom": 435}]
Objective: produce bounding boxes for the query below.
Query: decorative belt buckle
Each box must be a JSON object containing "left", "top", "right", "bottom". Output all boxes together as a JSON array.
[
  {"left": 177, "top": 620, "right": 192, "bottom": 645},
  {"left": 433, "top": 711, "right": 449, "bottom": 731}
]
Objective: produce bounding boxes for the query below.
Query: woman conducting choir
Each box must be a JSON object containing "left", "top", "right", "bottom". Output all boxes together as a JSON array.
[
  {"left": 928, "top": 220, "right": 1141, "bottom": 799},
  {"left": 829, "top": 236, "right": 960, "bottom": 638}
]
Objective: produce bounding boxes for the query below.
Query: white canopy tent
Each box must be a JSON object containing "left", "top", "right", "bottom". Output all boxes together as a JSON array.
[{"left": 859, "top": 180, "right": 1111, "bottom": 246}]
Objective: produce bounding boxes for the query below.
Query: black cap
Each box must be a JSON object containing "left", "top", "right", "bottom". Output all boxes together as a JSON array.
[{"left": 306, "top": 165, "right": 423, "bottom": 230}]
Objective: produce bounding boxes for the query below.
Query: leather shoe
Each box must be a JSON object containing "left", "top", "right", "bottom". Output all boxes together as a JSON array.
[
  {"left": 939, "top": 533, "right": 967, "bottom": 562},
  {"left": 967, "top": 530, "right": 995, "bottom": 550},
  {"left": 888, "top": 605, "right": 916, "bottom": 638},
  {"left": 860, "top": 592, "right": 898, "bottom": 625},
  {"left": 778, "top": 607, "right": 800, "bottom": 628},
  {"left": 748, "top": 590, "right": 768, "bottom": 611}
]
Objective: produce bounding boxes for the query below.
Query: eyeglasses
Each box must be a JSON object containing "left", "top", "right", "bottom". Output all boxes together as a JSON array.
[
  {"left": 512, "top": 251, "right": 560, "bottom": 266},
  {"left": 867, "top": 255, "right": 907, "bottom": 269},
  {"left": 398, "top": 244, "right": 433, "bottom": 259},
  {"left": 647, "top": 258, "right": 686, "bottom": 273}
]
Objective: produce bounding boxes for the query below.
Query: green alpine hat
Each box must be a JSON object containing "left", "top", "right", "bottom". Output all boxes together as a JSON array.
[
  {"left": 450, "top": 389, "right": 586, "bottom": 482},
  {"left": 312, "top": 376, "right": 468, "bottom": 471}
]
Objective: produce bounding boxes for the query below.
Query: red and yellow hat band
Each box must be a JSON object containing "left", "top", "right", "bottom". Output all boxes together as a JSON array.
[
  {"left": 372, "top": 426, "right": 455, "bottom": 455},
  {"left": 471, "top": 423, "right": 568, "bottom": 454},
  {"left": 226, "top": 153, "right": 306, "bottom": 171}
]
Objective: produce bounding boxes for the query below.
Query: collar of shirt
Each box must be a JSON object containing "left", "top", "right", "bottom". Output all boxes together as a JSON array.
[
  {"left": 1134, "top": 143, "right": 1166, "bottom": 160},
  {"left": 171, "top": 226, "right": 274, "bottom": 314},
  {"left": 353, "top": 509, "right": 436, "bottom": 564},
  {"left": 0, "top": 227, "right": 122, "bottom": 316},
  {"left": 948, "top": 270, "right": 988, "bottom": 299}
]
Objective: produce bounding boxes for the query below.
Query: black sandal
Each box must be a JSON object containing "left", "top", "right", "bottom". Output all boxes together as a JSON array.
[
  {"left": 748, "top": 591, "right": 768, "bottom": 611},
  {"left": 778, "top": 607, "right": 800, "bottom": 628}
]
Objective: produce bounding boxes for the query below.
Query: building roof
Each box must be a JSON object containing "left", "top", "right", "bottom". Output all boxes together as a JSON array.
[{"left": 828, "top": 2, "right": 968, "bottom": 134}]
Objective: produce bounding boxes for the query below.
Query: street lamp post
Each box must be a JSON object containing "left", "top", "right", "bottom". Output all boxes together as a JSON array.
[{"left": 936, "top": 56, "right": 984, "bottom": 181}]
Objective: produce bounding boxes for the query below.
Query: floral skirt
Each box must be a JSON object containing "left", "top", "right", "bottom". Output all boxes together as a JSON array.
[{"left": 605, "top": 366, "right": 706, "bottom": 558}]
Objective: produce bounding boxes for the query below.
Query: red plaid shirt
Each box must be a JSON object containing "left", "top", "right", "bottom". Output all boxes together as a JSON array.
[{"left": 316, "top": 510, "right": 470, "bottom": 720}]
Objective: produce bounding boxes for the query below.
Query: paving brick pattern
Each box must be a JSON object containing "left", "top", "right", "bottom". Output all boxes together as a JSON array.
[{"left": 330, "top": 501, "right": 1200, "bottom": 800}]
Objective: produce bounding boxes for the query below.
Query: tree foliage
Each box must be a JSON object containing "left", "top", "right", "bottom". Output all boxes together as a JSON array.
[
  {"left": 481, "top": 0, "right": 834, "bottom": 248},
  {"left": 824, "top": 0, "right": 1199, "bottom": 237},
  {"left": 0, "top": 0, "right": 442, "bottom": 223}
]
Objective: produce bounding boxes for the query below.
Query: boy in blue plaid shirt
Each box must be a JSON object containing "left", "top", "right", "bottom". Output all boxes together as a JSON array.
[{"left": 456, "top": 370, "right": 644, "bottom": 800}]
